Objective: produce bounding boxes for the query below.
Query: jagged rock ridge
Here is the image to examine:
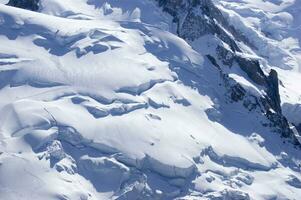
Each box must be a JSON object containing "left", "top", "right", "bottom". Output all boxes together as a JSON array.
[
  {"left": 7, "top": 0, "right": 39, "bottom": 11},
  {"left": 156, "top": 0, "right": 300, "bottom": 144}
]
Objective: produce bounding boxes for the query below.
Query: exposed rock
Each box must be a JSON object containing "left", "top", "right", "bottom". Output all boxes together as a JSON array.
[
  {"left": 235, "top": 55, "right": 266, "bottom": 86},
  {"left": 7, "top": 0, "right": 39, "bottom": 11},
  {"left": 156, "top": 0, "right": 300, "bottom": 145},
  {"left": 216, "top": 45, "right": 235, "bottom": 66},
  {"left": 267, "top": 69, "right": 281, "bottom": 113},
  {"left": 158, "top": 0, "right": 240, "bottom": 51}
]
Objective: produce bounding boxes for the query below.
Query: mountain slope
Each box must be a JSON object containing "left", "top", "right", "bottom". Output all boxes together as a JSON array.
[{"left": 0, "top": 0, "right": 301, "bottom": 199}]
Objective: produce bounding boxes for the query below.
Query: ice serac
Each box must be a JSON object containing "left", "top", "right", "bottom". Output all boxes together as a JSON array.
[
  {"left": 7, "top": 0, "right": 39, "bottom": 11},
  {"left": 156, "top": 0, "right": 299, "bottom": 144},
  {"left": 1, "top": 0, "right": 301, "bottom": 199}
]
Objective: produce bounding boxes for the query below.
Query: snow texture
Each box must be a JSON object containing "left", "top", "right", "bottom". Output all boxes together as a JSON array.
[{"left": 0, "top": 0, "right": 301, "bottom": 199}]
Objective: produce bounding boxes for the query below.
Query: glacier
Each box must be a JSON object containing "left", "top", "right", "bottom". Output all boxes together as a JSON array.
[{"left": 0, "top": 0, "right": 301, "bottom": 199}]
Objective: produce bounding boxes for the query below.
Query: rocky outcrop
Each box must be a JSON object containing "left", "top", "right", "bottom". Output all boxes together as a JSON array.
[
  {"left": 156, "top": 0, "right": 300, "bottom": 144},
  {"left": 7, "top": 0, "right": 39, "bottom": 11},
  {"left": 158, "top": 0, "right": 240, "bottom": 51},
  {"left": 266, "top": 69, "right": 281, "bottom": 113}
]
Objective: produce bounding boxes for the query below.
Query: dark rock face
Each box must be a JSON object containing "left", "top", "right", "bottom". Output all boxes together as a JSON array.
[
  {"left": 235, "top": 56, "right": 266, "bottom": 86},
  {"left": 156, "top": 0, "right": 300, "bottom": 144},
  {"left": 267, "top": 69, "right": 281, "bottom": 113},
  {"left": 234, "top": 55, "right": 282, "bottom": 115},
  {"left": 158, "top": 0, "right": 240, "bottom": 51},
  {"left": 156, "top": 0, "right": 266, "bottom": 88},
  {"left": 7, "top": 0, "right": 39, "bottom": 11}
]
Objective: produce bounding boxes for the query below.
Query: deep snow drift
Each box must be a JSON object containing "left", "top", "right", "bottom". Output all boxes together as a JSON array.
[{"left": 0, "top": 0, "right": 301, "bottom": 199}]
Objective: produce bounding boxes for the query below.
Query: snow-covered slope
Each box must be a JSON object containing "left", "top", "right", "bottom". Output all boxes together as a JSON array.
[{"left": 0, "top": 0, "right": 301, "bottom": 199}]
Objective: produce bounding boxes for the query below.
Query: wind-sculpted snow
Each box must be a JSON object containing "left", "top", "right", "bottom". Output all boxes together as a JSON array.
[{"left": 0, "top": 1, "right": 301, "bottom": 200}]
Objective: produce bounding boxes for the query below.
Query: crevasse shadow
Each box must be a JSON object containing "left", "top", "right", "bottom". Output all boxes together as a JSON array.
[
  {"left": 0, "top": 13, "right": 112, "bottom": 57},
  {"left": 120, "top": 21, "right": 301, "bottom": 172}
]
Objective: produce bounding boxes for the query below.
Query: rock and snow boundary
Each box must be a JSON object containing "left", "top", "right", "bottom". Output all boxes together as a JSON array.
[{"left": 0, "top": 0, "right": 301, "bottom": 199}]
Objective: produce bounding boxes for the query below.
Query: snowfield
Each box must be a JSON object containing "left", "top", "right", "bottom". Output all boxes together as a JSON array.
[{"left": 0, "top": 0, "right": 301, "bottom": 199}]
